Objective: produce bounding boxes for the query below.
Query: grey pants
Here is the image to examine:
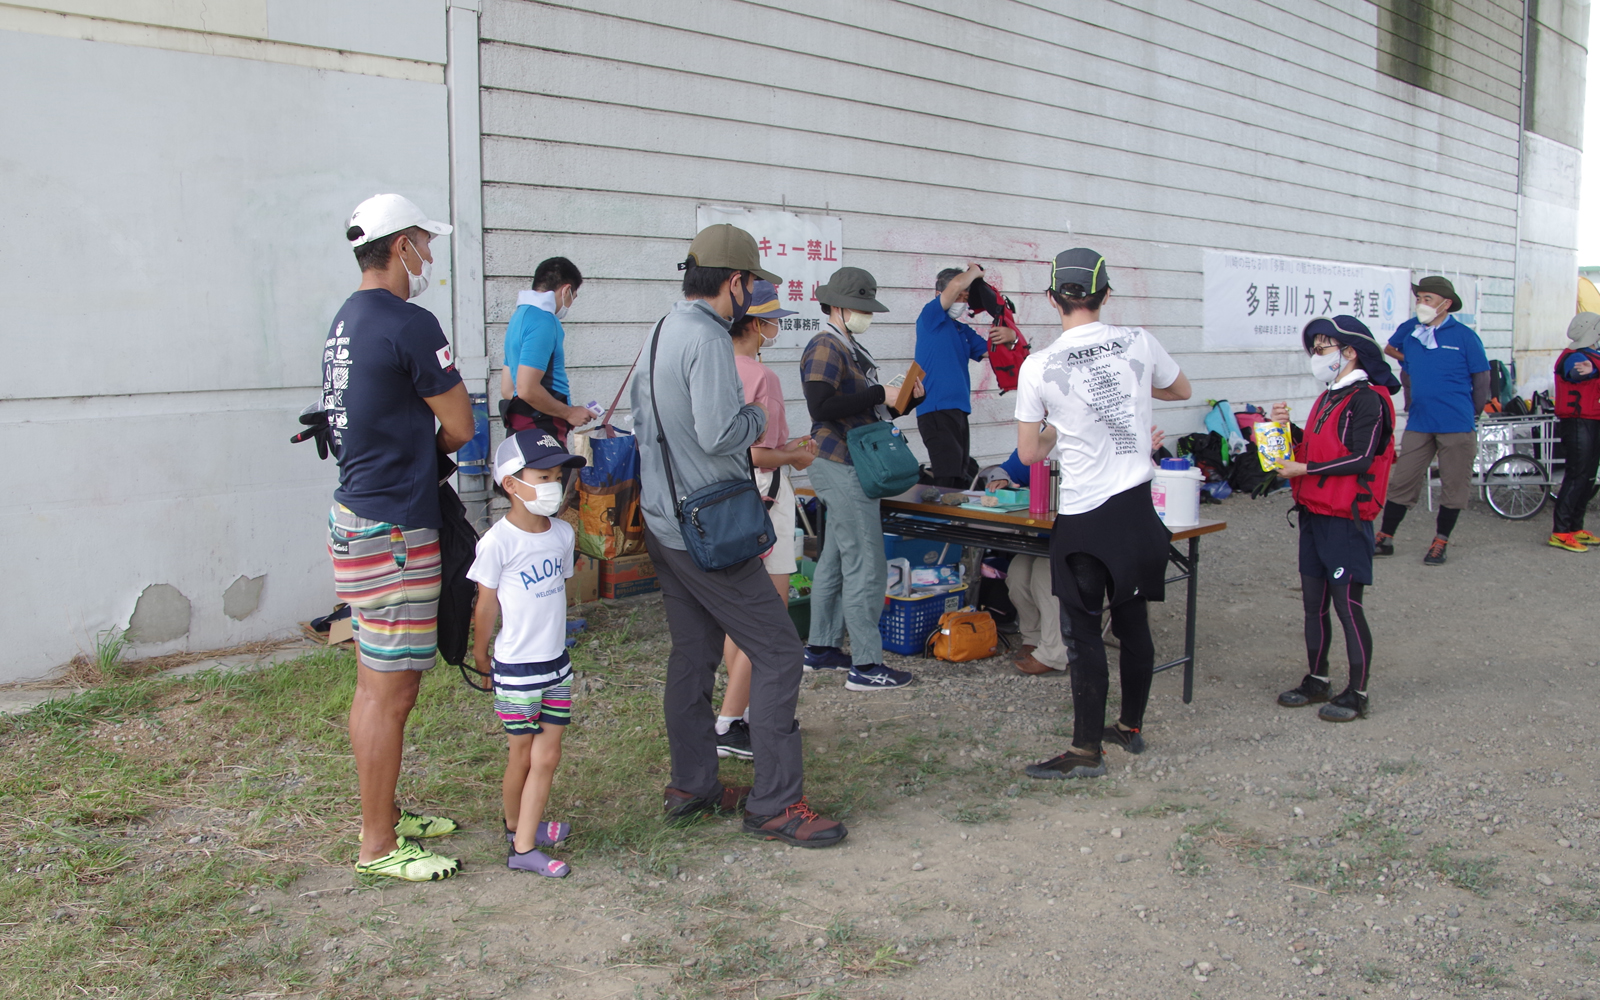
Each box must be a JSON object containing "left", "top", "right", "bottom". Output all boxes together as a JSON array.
[
  {"left": 806, "top": 455, "right": 886, "bottom": 666},
  {"left": 645, "top": 527, "right": 805, "bottom": 816}
]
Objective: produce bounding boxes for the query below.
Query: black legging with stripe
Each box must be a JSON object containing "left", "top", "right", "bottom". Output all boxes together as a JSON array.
[{"left": 1301, "top": 574, "right": 1371, "bottom": 692}]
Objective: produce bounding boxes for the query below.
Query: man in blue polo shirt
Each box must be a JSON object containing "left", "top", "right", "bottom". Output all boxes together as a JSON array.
[
  {"left": 502, "top": 256, "right": 594, "bottom": 443},
  {"left": 1377, "top": 275, "right": 1490, "bottom": 565},
  {"left": 915, "top": 262, "right": 1019, "bottom": 487}
]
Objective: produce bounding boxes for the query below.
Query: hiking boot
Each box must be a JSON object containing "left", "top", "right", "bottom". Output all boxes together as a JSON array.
[
  {"left": 716, "top": 719, "right": 754, "bottom": 760},
  {"left": 1278, "top": 674, "right": 1331, "bottom": 707},
  {"left": 1012, "top": 644, "right": 1037, "bottom": 662},
  {"left": 1024, "top": 747, "right": 1107, "bottom": 780},
  {"left": 1575, "top": 529, "right": 1600, "bottom": 546},
  {"left": 803, "top": 645, "right": 851, "bottom": 671},
  {"left": 1423, "top": 537, "right": 1449, "bottom": 565},
  {"left": 355, "top": 837, "right": 460, "bottom": 882},
  {"left": 1318, "top": 690, "right": 1368, "bottom": 722},
  {"left": 1103, "top": 723, "right": 1146, "bottom": 754},
  {"left": 1549, "top": 532, "right": 1588, "bottom": 553},
  {"left": 1373, "top": 532, "right": 1394, "bottom": 556},
  {"left": 663, "top": 784, "right": 750, "bottom": 820},
  {"left": 743, "top": 798, "right": 848, "bottom": 848},
  {"left": 844, "top": 664, "right": 913, "bottom": 691}
]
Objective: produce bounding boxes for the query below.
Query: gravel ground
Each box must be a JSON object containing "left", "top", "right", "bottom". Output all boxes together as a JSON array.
[{"left": 266, "top": 488, "right": 1600, "bottom": 1000}]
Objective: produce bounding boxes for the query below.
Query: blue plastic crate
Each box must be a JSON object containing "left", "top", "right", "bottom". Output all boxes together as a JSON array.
[{"left": 878, "top": 585, "right": 968, "bottom": 656}]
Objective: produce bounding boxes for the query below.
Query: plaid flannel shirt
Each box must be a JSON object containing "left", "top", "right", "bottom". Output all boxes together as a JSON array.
[{"left": 801, "top": 330, "right": 879, "bottom": 465}]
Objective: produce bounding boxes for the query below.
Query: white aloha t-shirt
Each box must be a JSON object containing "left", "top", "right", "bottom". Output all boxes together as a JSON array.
[
  {"left": 1013, "top": 321, "right": 1182, "bottom": 516},
  {"left": 466, "top": 516, "right": 575, "bottom": 664}
]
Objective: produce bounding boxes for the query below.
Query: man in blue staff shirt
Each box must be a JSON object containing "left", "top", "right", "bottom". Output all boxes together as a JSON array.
[
  {"left": 1378, "top": 275, "right": 1490, "bottom": 566},
  {"left": 915, "top": 262, "right": 1018, "bottom": 487}
]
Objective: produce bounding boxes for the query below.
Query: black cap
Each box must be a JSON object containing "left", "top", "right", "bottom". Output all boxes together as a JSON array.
[
  {"left": 815, "top": 266, "right": 889, "bottom": 313},
  {"left": 1051, "top": 248, "right": 1111, "bottom": 295}
]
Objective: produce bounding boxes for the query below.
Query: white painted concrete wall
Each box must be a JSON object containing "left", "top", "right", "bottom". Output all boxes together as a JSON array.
[
  {"left": 476, "top": 0, "right": 1535, "bottom": 473},
  {"left": 0, "top": 5, "right": 452, "bottom": 681}
]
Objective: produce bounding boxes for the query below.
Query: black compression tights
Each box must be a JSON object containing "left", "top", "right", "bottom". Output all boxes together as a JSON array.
[
  {"left": 1301, "top": 574, "right": 1371, "bottom": 692},
  {"left": 1058, "top": 553, "right": 1155, "bottom": 752}
]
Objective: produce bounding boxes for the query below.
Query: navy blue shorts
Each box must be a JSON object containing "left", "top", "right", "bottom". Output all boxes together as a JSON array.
[{"left": 1298, "top": 511, "right": 1375, "bottom": 585}]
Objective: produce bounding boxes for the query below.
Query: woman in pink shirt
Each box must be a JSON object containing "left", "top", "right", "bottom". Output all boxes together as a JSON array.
[{"left": 715, "top": 281, "right": 818, "bottom": 762}]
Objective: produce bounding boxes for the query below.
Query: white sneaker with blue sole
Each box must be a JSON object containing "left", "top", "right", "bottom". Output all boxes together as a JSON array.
[{"left": 844, "top": 665, "right": 913, "bottom": 691}]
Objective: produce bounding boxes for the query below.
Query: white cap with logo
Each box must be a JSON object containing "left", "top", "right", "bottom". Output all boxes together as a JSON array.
[{"left": 346, "top": 193, "right": 452, "bottom": 247}]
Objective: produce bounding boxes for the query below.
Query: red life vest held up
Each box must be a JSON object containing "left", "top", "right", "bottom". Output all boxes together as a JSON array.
[
  {"left": 1291, "top": 383, "right": 1396, "bottom": 521},
  {"left": 1553, "top": 349, "right": 1600, "bottom": 419}
]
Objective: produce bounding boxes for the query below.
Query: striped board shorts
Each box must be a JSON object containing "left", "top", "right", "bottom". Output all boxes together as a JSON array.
[
  {"left": 328, "top": 504, "right": 441, "bottom": 672},
  {"left": 492, "top": 652, "right": 573, "bottom": 735}
]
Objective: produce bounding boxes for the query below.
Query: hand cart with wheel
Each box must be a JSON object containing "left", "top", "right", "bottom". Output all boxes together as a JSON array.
[{"left": 1427, "top": 413, "right": 1562, "bottom": 519}]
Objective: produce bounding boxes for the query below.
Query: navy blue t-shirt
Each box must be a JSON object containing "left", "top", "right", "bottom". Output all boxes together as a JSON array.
[{"left": 322, "top": 289, "right": 462, "bottom": 528}]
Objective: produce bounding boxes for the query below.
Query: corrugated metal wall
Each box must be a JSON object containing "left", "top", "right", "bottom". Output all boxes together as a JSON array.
[{"left": 476, "top": 0, "right": 1524, "bottom": 466}]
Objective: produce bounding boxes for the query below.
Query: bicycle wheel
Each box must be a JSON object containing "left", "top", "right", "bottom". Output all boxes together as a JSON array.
[{"left": 1483, "top": 454, "right": 1549, "bottom": 520}]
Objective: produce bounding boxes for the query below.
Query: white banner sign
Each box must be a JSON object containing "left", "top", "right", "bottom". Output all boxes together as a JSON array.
[
  {"left": 696, "top": 205, "right": 843, "bottom": 348},
  {"left": 1202, "top": 250, "right": 1411, "bottom": 350}
]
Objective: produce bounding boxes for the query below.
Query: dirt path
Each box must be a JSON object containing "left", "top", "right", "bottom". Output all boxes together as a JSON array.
[{"left": 262, "top": 491, "right": 1599, "bottom": 1000}]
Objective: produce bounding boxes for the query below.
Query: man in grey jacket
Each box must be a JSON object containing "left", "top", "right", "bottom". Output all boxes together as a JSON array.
[{"left": 632, "top": 224, "right": 846, "bottom": 848}]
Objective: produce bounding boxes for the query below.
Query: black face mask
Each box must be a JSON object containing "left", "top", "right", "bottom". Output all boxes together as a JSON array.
[{"left": 728, "top": 275, "right": 753, "bottom": 324}]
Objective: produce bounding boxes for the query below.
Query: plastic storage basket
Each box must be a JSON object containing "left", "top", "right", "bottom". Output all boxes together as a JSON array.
[{"left": 878, "top": 586, "right": 968, "bottom": 655}]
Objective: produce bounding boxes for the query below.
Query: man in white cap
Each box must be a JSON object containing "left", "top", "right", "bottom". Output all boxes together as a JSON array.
[{"left": 321, "top": 194, "right": 474, "bottom": 881}]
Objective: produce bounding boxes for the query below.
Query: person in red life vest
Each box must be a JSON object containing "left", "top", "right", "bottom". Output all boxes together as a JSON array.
[
  {"left": 1268, "top": 316, "right": 1400, "bottom": 723},
  {"left": 1548, "top": 313, "right": 1600, "bottom": 552}
]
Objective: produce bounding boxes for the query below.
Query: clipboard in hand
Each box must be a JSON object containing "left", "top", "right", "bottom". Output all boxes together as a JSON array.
[{"left": 890, "top": 362, "right": 924, "bottom": 414}]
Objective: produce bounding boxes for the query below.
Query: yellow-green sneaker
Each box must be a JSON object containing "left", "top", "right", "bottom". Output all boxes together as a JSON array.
[
  {"left": 355, "top": 837, "right": 460, "bottom": 882},
  {"left": 394, "top": 809, "right": 458, "bottom": 840}
]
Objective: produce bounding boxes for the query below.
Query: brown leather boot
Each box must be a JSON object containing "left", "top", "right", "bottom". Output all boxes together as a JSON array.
[{"left": 1015, "top": 652, "right": 1065, "bottom": 676}]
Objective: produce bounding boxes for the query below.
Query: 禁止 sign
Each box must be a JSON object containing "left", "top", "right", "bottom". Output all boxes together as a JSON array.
[
  {"left": 1202, "top": 250, "right": 1411, "bottom": 350},
  {"left": 696, "top": 206, "right": 843, "bottom": 348}
]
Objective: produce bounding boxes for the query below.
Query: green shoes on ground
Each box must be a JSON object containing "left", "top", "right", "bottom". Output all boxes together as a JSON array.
[
  {"left": 355, "top": 836, "right": 460, "bottom": 882},
  {"left": 393, "top": 809, "right": 458, "bottom": 840}
]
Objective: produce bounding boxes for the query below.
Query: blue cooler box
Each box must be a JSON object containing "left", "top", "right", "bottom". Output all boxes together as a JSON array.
[{"left": 879, "top": 585, "right": 968, "bottom": 656}]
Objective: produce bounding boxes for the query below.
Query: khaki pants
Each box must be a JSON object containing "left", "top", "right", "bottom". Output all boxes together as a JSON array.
[
  {"left": 1006, "top": 555, "right": 1069, "bottom": 669},
  {"left": 1387, "top": 430, "right": 1476, "bottom": 511}
]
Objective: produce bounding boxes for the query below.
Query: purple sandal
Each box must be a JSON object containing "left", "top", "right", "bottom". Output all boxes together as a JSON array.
[
  {"left": 505, "top": 821, "right": 571, "bottom": 848},
  {"left": 507, "top": 847, "right": 569, "bottom": 878}
]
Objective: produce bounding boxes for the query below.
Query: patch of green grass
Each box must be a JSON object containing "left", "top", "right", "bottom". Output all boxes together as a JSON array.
[
  {"left": 1427, "top": 843, "right": 1500, "bottom": 896},
  {"left": 1439, "top": 957, "right": 1509, "bottom": 988},
  {"left": 1375, "top": 758, "right": 1419, "bottom": 776},
  {"left": 947, "top": 802, "right": 1010, "bottom": 825},
  {"left": 1360, "top": 961, "right": 1396, "bottom": 984},
  {"left": 95, "top": 626, "right": 134, "bottom": 679},
  {"left": 1553, "top": 894, "right": 1600, "bottom": 922},
  {"left": 1124, "top": 800, "right": 1189, "bottom": 818}
]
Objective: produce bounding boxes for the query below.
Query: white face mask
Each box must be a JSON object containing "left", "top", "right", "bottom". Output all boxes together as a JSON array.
[
  {"left": 1415, "top": 303, "right": 1438, "bottom": 325},
  {"left": 512, "top": 477, "right": 563, "bottom": 516},
  {"left": 555, "top": 288, "right": 573, "bottom": 320},
  {"left": 1309, "top": 350, "right": 1345, "bottom": 384},
  {"left": 758, "top": 320, "right": 780, "bottom": 346},
  {"left": 947, "top": 302, "right": 966, "bottom": 320},
  {"left": 401, "top": 240, "right": 431, "bottom": 299},
  {"left": 844, "top": 311, "right": 873, "bottom": 335}
]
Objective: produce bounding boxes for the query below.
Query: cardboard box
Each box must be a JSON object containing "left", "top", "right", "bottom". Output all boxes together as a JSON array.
[
  {"left": 600, "top": 552, "right": 659, "bottom": 599},
  {"left": 567, "top": 553, "right": 599, "bottom": 607}
]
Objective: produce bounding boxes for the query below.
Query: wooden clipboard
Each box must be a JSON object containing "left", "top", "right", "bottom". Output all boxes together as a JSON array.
[{"left": 890, "top": 362, "right": 924, "bottom": 414}]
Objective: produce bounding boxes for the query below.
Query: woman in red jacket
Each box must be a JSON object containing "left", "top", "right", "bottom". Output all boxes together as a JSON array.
[
  {"left": 1270, "top": 317, "right": 1400, "bottom": 723},
  {"left": 1548, "top": 313, "right": 1600, "bottom": 552}
]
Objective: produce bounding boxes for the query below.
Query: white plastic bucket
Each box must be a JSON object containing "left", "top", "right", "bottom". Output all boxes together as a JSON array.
[{"left": 1150, "top": 467, "right": 1203, "bottom": 527}]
